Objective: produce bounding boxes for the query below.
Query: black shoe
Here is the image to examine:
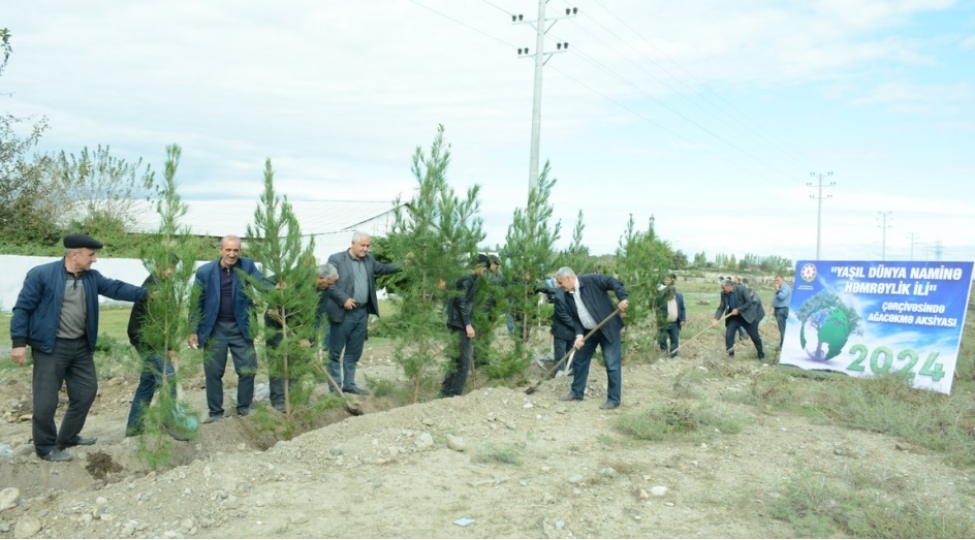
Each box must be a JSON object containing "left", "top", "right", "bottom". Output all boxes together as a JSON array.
[
  {"left": 203, "top": 415, "right": 224, "bottom": 424},
  {"left": 272, "top": 404, "right": 287, "bottom": 413},
  {"left": 40, "top": 449, "right": 74, "bottom": 462},
  {"left": 599, "top": 401, "right": 620, "bottom": 410},
  {"left": 559, "top": 394, "right": 582, "bottom": 402},
  {"left": 343, "top": 387, "right": 370, "bottom": 396},
  {"left": 125, "top": 428, "right": 142, "bottom": 438},
  {"left": 237, "top": 408, "right": 253, "bottom": 417},
  {"left": 62, "top": 436, "right": 97, "bottom": 448}
]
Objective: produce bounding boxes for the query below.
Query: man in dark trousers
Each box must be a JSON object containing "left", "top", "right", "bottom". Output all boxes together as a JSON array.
[
  {"left": 10, "top": 234, "right": 147, "bottom": 462},
  {"left": 441, "top": 254, "right": 491, "bottom": 398},
  {"left": 656, "top": 273, "right": 687, "bottom": 358},
  {"left": 711, "top": 278, "right": 766, "bottom": 362},
  {"left": 125, "top": 256, "right": 189, "bottom": 440},
  {"left": 550, "top": 275, "right": 576, "bottom": 376},
  {"left": 189, "top": 235, "right": 266, "bottom": 423},
  {"left": 555, "top": 267, "right": 629, "bottom": 410},
  {"left": 325, "top": 231, "right": 401, "bottom": 395}
]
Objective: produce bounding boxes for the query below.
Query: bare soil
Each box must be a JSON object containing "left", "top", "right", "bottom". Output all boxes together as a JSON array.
[{"left": 1, "top": 314, "right": 973, "bottom": 538}]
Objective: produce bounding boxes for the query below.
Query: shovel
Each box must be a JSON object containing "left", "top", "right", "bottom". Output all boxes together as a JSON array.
[
  {"left": 314, "top": 353, "right": 364, "bottom": 416},
  {"left": 555, "top": 350, "right": 574, "bottom": 379},
  {"left": 665, "top": 313, "right": 730, "bottom": 358},
  {"left": 525, "top": 308, "right": 621, "bottom": 395}
]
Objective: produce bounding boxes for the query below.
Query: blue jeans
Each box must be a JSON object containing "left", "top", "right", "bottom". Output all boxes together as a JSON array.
[
  {"left": 126, "top": 351, "right": 177, "bottom": 433},
  {"left": 774, "top": 307, "right": 789, "bottom": 347},
  {"left": 203, "top": 320, "right": 257, "bottom": 417},
  {"left": 658, "top": 321, "right": 681, "bottom": 357},
  {"left": 569, "top": 330, "right": 622, "bottom": 406},
  {"left": 327, "top": 308, "right": 368, "bottom": 391},
  {"left": 31, "top": 337, "right": 96, "bottom": 457}
]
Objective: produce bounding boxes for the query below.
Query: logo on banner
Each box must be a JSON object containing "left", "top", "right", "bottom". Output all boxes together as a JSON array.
[{"left": 800, "top": 263, "right": 817, "bottom": 283}]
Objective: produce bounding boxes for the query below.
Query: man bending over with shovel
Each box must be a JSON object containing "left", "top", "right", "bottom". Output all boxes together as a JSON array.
[{"left": 556, "top": 267, "right": 629, "bottom": 410}]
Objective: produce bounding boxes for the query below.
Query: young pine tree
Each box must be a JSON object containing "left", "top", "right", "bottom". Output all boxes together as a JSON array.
[
  {"left": 243, "top": 159, "right": 320, "bottom": 436},
  {"left": 557, "top": 210, "right": 596, "bottom": 275},
  {"left": 134, "top": 144, "right": 204, "bottom": 468},
  {"left": 384, "top": 125, "right": 485, "bottom": 403},
  {"left": 497, "top": 161, "right": 561, "bottom": 376},
  {"left": 613, "top": 214, "right": 674, "bottom": 361}
]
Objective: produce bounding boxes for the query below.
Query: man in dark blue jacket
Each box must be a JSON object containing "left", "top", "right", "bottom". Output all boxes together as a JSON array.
[
  {"left": 712, "top": 279, "right": 766, "bottom": 362},
  {"left": 10, "top": 234, "right": 146, "bottom": 462},
  {"left": 188, "top": 235, "right": 266, "bottom": 423},
  {"left": 549, "top": 277, "right": 576, "bottom": 376},
  {"left": 556, "top": 267, "right": 629, "bottom": 410}
]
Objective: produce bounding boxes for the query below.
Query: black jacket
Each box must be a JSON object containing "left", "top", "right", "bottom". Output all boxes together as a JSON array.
[
  {"left": 715, "top": 284, "right": 759, "bottom": 324},
  {"left": 446, "top": 273, "right": 479, "bottom": 330},
  {"left": 127, "top": 275, "right": 157, "bottom": 349},
  {"left": 550, "top": 287, "right": 576, "bottom": 341},
  {"left": 325, "top": 250, "right": 400, "bottom": 324},
  {"left": 563, "top": 274, "right": 628, "bottom": 343}
]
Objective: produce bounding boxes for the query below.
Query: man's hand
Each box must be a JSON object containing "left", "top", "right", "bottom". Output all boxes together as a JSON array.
[
  {"left": 300, "top": 339, "right": 312, "bottom": 348},
  {"left": 730, "top": 309, "right": 739, "bottom": 316},
  {"left": 680, "top": 320, "right": 686, "bottom": 327},
  {"left": 10, "top": 347, "right": 27, "bottom": 366},
  {"left": 188, "top": 334, "right": 199, "bottom": 349},
  {"left": 618, "top": 299, "right": 629, "bottom": 311},
  {"left": 465, "top": 324, "right": 475, "bottom": 339},
  {"left": 343, "top": 298, "right": 357, "bottom": 310},
  {"left": 573, "top": 336, "right": 585, "bottom": 350},
  {"left": 710, "top": 320, "right": 718, "bottom": 328}
]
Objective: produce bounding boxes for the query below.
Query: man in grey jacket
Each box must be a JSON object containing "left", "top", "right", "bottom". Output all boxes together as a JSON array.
[
  {"left": 324, "top": 231, "right": 401, "bottom": 395},
  {"left": 712, "top": 279, "right": 766, "bottom": 362}
]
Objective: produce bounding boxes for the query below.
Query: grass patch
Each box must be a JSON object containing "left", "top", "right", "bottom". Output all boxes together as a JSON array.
[
  {"left": 473, "top": 443, "right": 523, "bottom": 466},
  {"left": 741, "top": 369, "right": 975, "bottom": 468},
  {"left": 770, "top": 469, "right": 975, "bottom": 538},
  {"left": 614, "top": 400, "right": 742, "bottom": 442}
]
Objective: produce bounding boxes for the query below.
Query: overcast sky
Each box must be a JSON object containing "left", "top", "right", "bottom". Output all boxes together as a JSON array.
[{"left": 3, "top": 0, "right": 973, "bottom": 264}]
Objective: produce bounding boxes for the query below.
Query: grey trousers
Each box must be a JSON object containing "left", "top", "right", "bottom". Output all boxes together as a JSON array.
[{"left": 31, "top": 337, "right": 96, "bottom": 457}]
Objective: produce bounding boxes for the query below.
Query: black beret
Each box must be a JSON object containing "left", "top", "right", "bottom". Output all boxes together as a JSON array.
[
  {"left": 63, "top": 234, "right": 103, "bottom": 250},
  {"left": 474, "top": 253, "right": 492, "bottom": 268},
  {"left": 488, "top": 254, "right": 500, "bottom": 265}
]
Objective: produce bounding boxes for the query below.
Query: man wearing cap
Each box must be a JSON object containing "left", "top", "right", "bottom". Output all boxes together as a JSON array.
[
  {"left": 656, "top": 273, "right": 686, "bottom": 358},
  {"left": 440, "top": 254, "right": 491, "bottom": 398},
  {"left": 189, "top": 235, "right": 266, "bottom": 423},
  {"left": 10, "top": 234, "right": 147, "bottom": 462},
  {"left": 324, "top": 231, "right": 402, "bottom": 395}
]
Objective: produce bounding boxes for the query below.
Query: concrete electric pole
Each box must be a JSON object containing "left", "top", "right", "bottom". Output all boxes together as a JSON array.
[
  {"left": 877, "top": 211, "right": 893, "bottom": 260},
  {"left": 808, "top": 172, "right": 834, "bottom": 260},
  {"left": 513, "top": 1, "right": 577, "bottom": 193}
]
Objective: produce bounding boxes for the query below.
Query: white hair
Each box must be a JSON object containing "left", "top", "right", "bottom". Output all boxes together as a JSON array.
[{"left": 555, "top": 267, "right": 576, "bottom": 280}]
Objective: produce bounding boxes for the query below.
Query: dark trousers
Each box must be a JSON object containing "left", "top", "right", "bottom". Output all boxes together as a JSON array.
[
  {"left": 774, "top": 307, "right": 789, "bottom": 347},
  {"left": 203, "top": 320, "right": 257, "bottom": 418},
  {"left": 569, "top": 330, "right": 622, "bottom": 406},
  {"left": 553, "top": 335, "right": 575, "bottom": 373},
  {"left": 327, "top": 308, "right": 368, "bottom": 391},
  {"left": 126, "top": 351, "right": 177, "bottom": 433},
  {"left": 31, "top": 337, "right": 96, "bottom": 457},
  {"left": 725, "top": 316, "right": 765, "bottom": 359},
  {"left": 657, "top": 321, "right": 681, "bottom": 357},
  {"left": 441, "top": 326, "right": 472, "bottom": 397}
]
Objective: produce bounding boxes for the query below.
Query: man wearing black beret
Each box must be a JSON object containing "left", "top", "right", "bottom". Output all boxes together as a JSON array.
[
  {"left": 440, "top": 253, "right": 491, "bottom": 398},
  {"left": 10, "top": 234, "right": 147, "bottom": 462}
]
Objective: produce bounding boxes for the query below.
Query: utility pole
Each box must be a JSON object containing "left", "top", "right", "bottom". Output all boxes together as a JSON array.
[
  {"left": 908, "top": 232, "right": 918, "bottom": 260},
  {"left": 808, "top": 172, "right": 834, "bottom": 259},
  {"left": 513, "top": 2, "right": 577, "bottom": 193},
  {"left": 877, "top": 211, "right": 893, "bottom": 260},
  {"left": 934, "top": 240, "right": 943, "bottom": 261}
]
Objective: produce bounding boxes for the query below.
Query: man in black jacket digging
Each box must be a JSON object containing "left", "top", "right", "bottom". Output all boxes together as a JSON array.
[{"left": 440, "top": 254, "right": 491, "bottom": 398}]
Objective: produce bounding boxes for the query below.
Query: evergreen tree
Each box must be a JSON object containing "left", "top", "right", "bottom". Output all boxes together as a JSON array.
[
  {"left": 557, "top": 210, "right": 596, "bottom": 275},
  {"left": 613, "top": 214, "right": 674, "bottom": 361},
  {"left": 243, "top": 160, "right": 321, "bottom": 435},
  {"left": 134, "top": 144, "right": 203, "bottom": 468},
  {"left": 384, "top": 126, "right": 485, "bottom": 402},
  {"left": 499, "top": 161, "right": 561, "bottom": 375}
]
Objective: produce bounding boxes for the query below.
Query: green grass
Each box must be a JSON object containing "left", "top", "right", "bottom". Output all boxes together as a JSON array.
[
  {"left": 770, "top": 469, "right": 975, "bottom": 538},
  {"left": 614, "top": 400, "right": 743, "bottom": 442},
  {"left": 473, "top": 443, "right": 523, "bottom": 465}
]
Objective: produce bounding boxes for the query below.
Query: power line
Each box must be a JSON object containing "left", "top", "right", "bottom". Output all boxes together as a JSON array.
[
  {"left": 478, "top": 0, "right": 512, "bottom": 16},
  {"left": 406, "top": 0, "right": 516, "bottom": 48},
  {"left": 587, "top": 0, "right": 815, "bottom": 170},
  {"left": 877, "top": 211, "right": 893, "bottom": 260}
]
